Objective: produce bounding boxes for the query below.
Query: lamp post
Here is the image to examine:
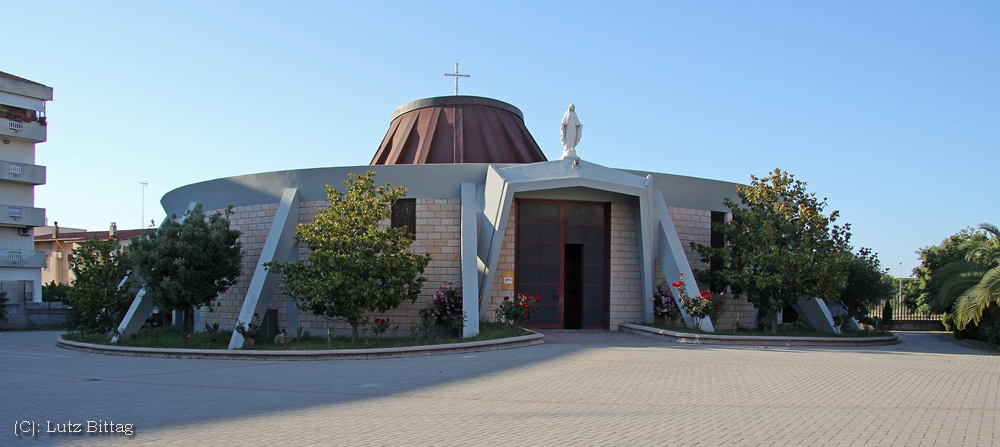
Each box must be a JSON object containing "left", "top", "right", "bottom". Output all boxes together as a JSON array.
[
  {"left": 898, "top": 261, "right": 903, "bottom": 309},
  {"left": 140, "top": 181, "right": 148, "bottom": 229}
]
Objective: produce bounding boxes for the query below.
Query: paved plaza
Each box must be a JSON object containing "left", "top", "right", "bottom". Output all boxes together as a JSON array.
[{"left": 1, "top": 330, "right": 997, "bottom": 446}]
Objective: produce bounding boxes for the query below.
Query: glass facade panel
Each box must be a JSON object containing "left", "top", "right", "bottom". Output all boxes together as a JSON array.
[
  {"left": 540, "top": 204, "right": 560, "bottom": 222},
  {"left": 517, "top": 200, "right": 609, "bottom": 329}
]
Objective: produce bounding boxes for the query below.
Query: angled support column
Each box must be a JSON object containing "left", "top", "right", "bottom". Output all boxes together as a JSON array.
[
  {"left": 651, "top": 192, "right": 714, "bottom": 332},
  {"left": 228, "top": 188, "right": 300, "bottom": 349},
  {"left": 793, "top": 297, "right": 841, "bottom": 334},
  {"left": 113, "top": 203, "right": 200, "bottom": 342},
  {"left": 477, "top": 168, "right": 512, "bottom": 317},
  {"left": 460, "top": 183, "right": 481, "bottom": 338}
]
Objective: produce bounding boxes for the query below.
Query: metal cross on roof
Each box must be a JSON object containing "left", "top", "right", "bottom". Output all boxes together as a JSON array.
[{"left": 444, "top": 62, "right": 470, "bottom": 95}]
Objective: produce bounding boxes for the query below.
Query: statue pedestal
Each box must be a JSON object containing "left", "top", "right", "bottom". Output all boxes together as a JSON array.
[{"left": 560, "top": 148, "right": 579, "bottom": 160}]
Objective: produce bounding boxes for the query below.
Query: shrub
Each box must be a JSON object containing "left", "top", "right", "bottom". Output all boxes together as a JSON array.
[
  {"left": 0, "top": 291, "right": 7, "bottom": 324},
  {"left": 421, "top": 281, "right": 464, "bottom": 335},
  {"left": 497, "top": 294, "right": 540, "bottom": 328},
  {"left": 671, "top": 274, "right": 724, "bottom": 327},
  {"left": 652, "top": 282, "right": 680, "bottom": 323},
  {"left": 881, "top": 300, "right": 893, "bottom": 329},
  {"left": 235, "top": 313, "right": 263, "bottom": 347}
]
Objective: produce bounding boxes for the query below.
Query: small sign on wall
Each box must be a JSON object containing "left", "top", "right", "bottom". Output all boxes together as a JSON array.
[{"left": 501, "top": 270, "right": 514, "bottom": 290}]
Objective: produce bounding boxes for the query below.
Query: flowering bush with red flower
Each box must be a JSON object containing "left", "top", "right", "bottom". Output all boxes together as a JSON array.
[
  {"left": 370, "top": 317, "right": 391, "bottom": 338},
  {"left": 653, "top": 282, "right": 681, "bottom": 323},
  {"left": 420, "top": 281, "right": 465, "bottom": 335},
  {"left": 497, "top": 293, "right": 541, "bottom": 328},
  {"left": 671, "top": 274, "right": 724, "bottom": 327}
]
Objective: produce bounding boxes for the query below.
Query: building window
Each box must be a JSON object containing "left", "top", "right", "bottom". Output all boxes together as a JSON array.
[{"left": 391, "top": 198, "right": 416, "bottom": 238}]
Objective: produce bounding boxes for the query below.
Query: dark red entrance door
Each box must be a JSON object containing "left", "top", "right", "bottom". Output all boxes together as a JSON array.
[{"left": 516, "top": 200, "right": 609, "bottom": 329}]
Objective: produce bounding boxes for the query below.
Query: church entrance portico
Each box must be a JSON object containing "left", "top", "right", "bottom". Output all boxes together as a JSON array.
[{"left": 516, "top": 200, "right": 610, "bottom": 329}]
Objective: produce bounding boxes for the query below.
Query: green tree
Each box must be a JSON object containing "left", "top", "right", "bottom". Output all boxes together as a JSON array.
[
  {"left": 913, "top": 227, "right": 986, "bottom": 314},
  {"left": 839, "top": 248, "right": 894, "bottom": 320},
  {"left": 42, "top": 281, "right": 71, "bottom": 303},
  {"left": 948, "top": 224, "right": 1000, "bottom": 329},
  {"left": 0, "top": 291, "right": 8, "bottom": 324},
  {"left": 266, "top": 171, "right": 431, "bottom": 342},
  {"left": 129, "top": 205, "right": 243, "bottom": 335},
  {"left": 66, "top": 237, "right": 133, "bottom": 335},
  {"left": 693, "top": 168, "right": 852, "bottom": 334}
]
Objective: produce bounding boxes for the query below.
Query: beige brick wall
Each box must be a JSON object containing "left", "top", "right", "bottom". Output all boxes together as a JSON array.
[
  {"left": 200, "top": 199, "right": 755, "bottom": 334},
  {"left": 201, "top": 198, "right": 463, "bottom": 335},
  {"left": 668, "top": 206, "right": 711, "bottom": 272},
  {"left": 609, "top": 202, "right": 643, "bottom": 329},
  {"left": 486, "top": 203, "right": 516, "bottom": 322},
  {"left": 663, "top": 207, "right": 756, "bottom": 331},
  {"left": 201, "top": 203, "right": 279, "bottom": 327}
]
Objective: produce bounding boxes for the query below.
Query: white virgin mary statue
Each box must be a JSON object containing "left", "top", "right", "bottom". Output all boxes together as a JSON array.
[{"left": 560, "top": 103, "right": 582, "bottom": 160}]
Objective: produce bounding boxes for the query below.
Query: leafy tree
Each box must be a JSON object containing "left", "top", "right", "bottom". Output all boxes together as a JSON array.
[
  {"left": 838, "top": 248, "right": 894, "bottom": 320},
  {"left": 66, "top": 237, "right": 133, "bottom": 335},
  {"left": 42, "top": 281, "right": 71, "bottom": 303},
  {"left": 913, "top": 227, "right": 986, "bottom": 314},
  {"left": 130, "top": 205, "right": 243, "bottom": 335},
  {"left": 693, "top": 168, "right": 851, "bottom": 334},
  {"left": 266, "top": 171, "right": 431, "bottom": 342},
  {"left": 947, "top": 224, "right": 1000, "bottom": 329},
  {"left": 0, "top": 291, "right": 8, "bottom": 324}
]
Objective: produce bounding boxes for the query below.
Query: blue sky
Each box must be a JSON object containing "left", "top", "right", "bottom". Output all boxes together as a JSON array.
[{"left": 5, "top": 1, "right": 998, "bottom": 276}]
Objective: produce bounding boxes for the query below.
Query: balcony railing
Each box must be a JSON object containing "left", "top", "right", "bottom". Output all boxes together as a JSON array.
[
  {"left": 0, "top": 249, "right": 46, "bottom": 268},
  {"left": 0, "top": 117, "right": 46, "bottom": 143},
  {"left": 0, "top": 159, "right": 45, "bottom": 185},
  {"left": 0, "top": 203, "right": 45, "bottom": 228}
]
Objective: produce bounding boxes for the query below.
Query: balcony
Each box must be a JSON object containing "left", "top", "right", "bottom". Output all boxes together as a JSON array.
[
  {"left": 0, "top": 117, "right": 47, "bottom": 143},
  {"left": 0, "top": 160, "right": 45, "bottom": 185},
  {"left": 0, "top": 249, "right": 46, "bottom": 268},
  {"left": 0, "top": 204, "right": 45, "bottom": 228}
]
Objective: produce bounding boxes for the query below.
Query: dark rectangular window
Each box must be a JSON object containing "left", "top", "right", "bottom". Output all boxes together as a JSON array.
[{"left": 391, "top": 199, "right": 416, "bottom": 238}]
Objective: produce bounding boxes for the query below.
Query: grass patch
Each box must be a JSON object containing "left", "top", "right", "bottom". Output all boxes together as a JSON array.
[
  {"left": 636, "top": 322, "right": 893, "bottom": 338},
  {"left": 61, "top": 322, "right": 531, "bottom": 350}
]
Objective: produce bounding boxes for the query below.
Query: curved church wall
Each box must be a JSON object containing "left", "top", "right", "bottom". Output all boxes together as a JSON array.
[{"left": 201, "top": 198, "right": 463, "bottom": 335}]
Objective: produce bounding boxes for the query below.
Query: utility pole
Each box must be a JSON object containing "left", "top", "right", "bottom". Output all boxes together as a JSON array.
[{"left": 898, "top": 261, "right": 903, "bottom": 308}]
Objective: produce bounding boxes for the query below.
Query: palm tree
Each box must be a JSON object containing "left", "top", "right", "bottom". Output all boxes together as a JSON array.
[{"left": 950, "top": 223, "right": 1000, "bottom": 329}]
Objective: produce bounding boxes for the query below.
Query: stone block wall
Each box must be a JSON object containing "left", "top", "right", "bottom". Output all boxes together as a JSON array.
[
  {"left": 486, "top": 203, "right": 516, "bottom": 322},
  {"left": 203, "top": 198, "right": 463, "bottom": 335},
  {"left": 609, "top": 202, "right": 643, "bottom": 329},
  {"left": 203, "top": 203, "right": 279, "bottom": 327},
  {"left": 660, "top": 207, "right": 756, "bottom": 331}
]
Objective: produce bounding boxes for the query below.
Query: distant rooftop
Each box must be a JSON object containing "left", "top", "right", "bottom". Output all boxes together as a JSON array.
[{"left": 35, "top": 228, "right": 154, "bottom": 242}]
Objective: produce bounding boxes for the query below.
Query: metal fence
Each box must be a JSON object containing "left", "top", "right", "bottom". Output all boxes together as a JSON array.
[{"left": 869, "top": 295, "right": 943, "bottom": 321}]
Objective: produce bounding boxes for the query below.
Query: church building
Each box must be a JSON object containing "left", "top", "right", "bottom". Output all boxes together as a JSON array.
[{"left": 117, "top": 95, "right": 761, "bottom": 347}]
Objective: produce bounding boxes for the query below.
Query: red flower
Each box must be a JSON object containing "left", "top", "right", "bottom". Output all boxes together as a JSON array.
[
  {"left": 385, "top": 318, "right": 390, "bottom": 322},
  {"left": 700, "top": 290, "right": 713, "bottom": 300},
  {"left": 504, "top": 296, "right": 510, "bottom": 301},
  {"left": 535, "top": 296, "right": 541, "bottom": 302},
  {"left": 671, "top": 282, "right": 683, "bottom": 288}
]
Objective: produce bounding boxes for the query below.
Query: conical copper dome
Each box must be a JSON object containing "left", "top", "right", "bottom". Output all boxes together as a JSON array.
[{"left": 370, "top": 96, "right": 547, "bottom": 165}]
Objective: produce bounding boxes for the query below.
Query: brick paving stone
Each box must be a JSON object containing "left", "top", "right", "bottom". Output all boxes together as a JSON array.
[{"left": 0, "top": 330, "right": 996, "bottom": 446}]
